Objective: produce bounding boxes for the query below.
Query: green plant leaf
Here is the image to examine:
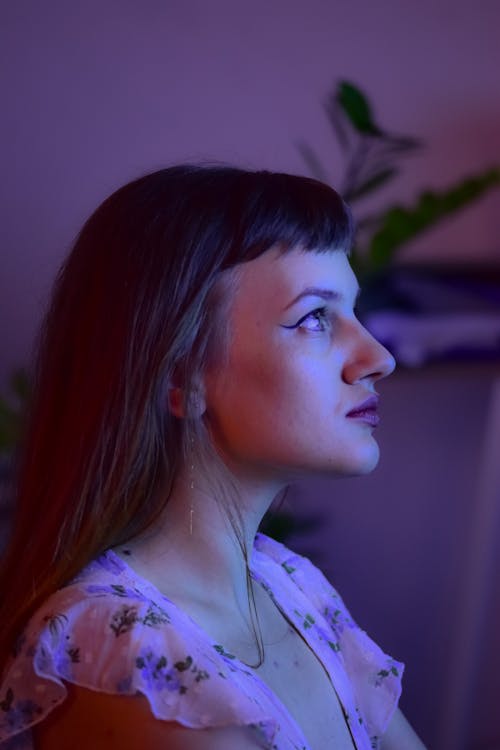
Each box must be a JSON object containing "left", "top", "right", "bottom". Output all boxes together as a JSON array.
[
  {"left": 375, "top": 135, "right": 422, "bottom": 155},
  {"left": 345, "top": 167, "right": 399, "bottom": 202},
  {"left": 296, "top": 141, "right": 331, "bottom": 184},
  {"left": 366, "top": 168, "right": 500, "bottom": 269},
  {"left": 325, "top": 91, "right": 354, "bottom": 149},
  {"left": 10, "top": 370, "right": 30, "bottom": 402},
  {"left": 259, "top": 509, "right": 322, "bottom": 544},
  {"left": 0, "top": 403, "right": 20, "bottom": 453},
  {"left": 336, "top": 81, "right": 381, "bottom": 136},
  {"left": 0, "top": 368, "right": 31, "bottom": 454}
]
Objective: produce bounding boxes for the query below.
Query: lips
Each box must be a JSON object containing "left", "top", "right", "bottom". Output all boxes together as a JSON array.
[{"left": 346, "top": 395, "right": 380, "bottom": 426}]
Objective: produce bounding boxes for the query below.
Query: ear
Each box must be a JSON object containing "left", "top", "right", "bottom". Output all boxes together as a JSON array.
[
  {"left": 167, "top": 382, "right": 206, "bottom": 419},
  {"left": 167, "top": 385, "right": 185, "bottom": 418}
]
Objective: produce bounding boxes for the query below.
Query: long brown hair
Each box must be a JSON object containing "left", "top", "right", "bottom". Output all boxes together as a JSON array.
[{"left": 0, "top": 165, "right": 353, "bottom": 667}]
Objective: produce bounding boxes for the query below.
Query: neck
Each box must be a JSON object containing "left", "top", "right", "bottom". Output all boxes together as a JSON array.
[{"left": 117, "top": 465, "right": 286, "bottom": 611}]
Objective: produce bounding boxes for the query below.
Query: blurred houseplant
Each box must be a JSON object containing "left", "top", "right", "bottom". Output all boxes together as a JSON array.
[
  {"left": 0, "top": 370, "right": 30, "bottom": 547},
  {"left": 0, "top": 370, "right": 30, "bottom": 458},
  {"left": 299, "top": 81, "right": 500, "bottom": 310}
]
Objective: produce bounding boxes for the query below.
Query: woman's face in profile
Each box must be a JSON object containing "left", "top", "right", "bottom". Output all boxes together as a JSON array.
[{"left": 203, "top": 246, "right": 395, "bottom": 483}]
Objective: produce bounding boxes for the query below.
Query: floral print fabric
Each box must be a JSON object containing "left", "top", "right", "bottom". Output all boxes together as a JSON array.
[{"left": 0, "top": 534, "right": 403, "bottom": 749}]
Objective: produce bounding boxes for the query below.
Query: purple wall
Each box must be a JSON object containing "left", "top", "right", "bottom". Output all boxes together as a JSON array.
[
  {"left": 288, "top": 364, "right": 500, "bottom": 748},
  {"left": 1, "top": 0, "right": 500, "bottom": 384},
  {"left": 1, "top": 2, "right": 500, "bottom": 748}
]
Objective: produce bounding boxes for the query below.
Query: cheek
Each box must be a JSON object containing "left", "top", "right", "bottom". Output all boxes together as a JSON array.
[
  {"left": 232, "top": 343, "right": 305, "bottom": 411},
  {"left": 208, "top": 342, "right": 343, "bottom": 446},
  {"left": 215, "top": 345, "right": 286, "bottom": 421}
]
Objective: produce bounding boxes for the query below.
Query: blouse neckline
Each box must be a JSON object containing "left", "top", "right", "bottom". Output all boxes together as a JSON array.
[{"left": 104, "top": 541, "right": 360, "bottom": 749}]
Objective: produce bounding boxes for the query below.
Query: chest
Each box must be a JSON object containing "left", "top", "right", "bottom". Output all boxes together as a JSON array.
[{"left": 253, "top": 621, "right": 356, "bottom": 750}]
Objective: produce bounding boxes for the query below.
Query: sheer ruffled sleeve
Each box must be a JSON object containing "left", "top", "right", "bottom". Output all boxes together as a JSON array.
[{"left": 0, "top": 553, "right": 278, "bottom": 749}]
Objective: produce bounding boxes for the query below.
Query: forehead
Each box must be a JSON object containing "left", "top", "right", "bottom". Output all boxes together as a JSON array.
[{"left": 230, "top": 246, "right": 358, "bottom": 315}]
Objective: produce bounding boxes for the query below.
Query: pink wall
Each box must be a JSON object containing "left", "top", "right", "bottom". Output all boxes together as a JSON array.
[{"left": 1, "top": 2, "right": 500, "bottom": 747}]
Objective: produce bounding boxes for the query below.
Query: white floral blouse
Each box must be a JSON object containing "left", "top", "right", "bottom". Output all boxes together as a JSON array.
[{"left": 0, "top": 533, "right": 403, "bottom": 750}]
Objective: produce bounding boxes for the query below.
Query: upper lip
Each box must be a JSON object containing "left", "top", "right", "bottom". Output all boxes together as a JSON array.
[{"left": 346, "top": 395, "right": 379, "bottom": 415}]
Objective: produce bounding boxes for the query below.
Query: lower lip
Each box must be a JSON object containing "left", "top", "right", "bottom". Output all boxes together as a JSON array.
[{"left": 346, "top": 409, "right": 380, "bottom": 427}]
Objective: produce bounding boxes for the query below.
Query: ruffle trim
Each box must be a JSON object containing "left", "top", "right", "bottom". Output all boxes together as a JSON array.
[
  {"left": 254, "top": 533, "right": 404, "bottom": 740},
  {"left": 0, "top": 577, "right": 278, "bottom": 748}
]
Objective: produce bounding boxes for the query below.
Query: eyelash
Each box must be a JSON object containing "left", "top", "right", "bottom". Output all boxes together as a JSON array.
[{"left": 287, "top": 306, "right": 331, "bottom": 332}]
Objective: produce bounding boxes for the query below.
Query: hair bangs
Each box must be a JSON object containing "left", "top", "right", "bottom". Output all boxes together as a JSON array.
[{"left": 222, "top": 170, "right": 354, "bottom": 267}]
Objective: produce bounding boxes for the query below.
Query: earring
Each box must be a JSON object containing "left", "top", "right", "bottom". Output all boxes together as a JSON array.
[{"left": 189, "top": 436, "right": 195, "bottom": 535}]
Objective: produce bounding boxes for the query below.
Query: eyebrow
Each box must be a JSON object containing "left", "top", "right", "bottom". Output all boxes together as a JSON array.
[{"left": 283, "top": 285, "right": 361, "bottom": 310}]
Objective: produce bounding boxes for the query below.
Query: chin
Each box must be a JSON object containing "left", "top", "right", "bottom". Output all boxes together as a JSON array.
[
  {"left": 292, "top": 444, "right": 380, "bottom": 481},
  {"left": 323, "top": 440, "right": 381, "bottom": 478},
  {"left": 346, "top": 442, "right": 380, "bottom": 476}
]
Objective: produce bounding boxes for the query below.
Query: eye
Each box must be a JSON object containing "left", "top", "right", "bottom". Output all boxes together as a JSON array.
[{"left": 283, "top": 306, "right": 331, "bottom": 333}]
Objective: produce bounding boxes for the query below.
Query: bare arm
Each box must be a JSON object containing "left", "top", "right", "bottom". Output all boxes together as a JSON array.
[
  {"left": 34, "top": 684, "right": 264, "bottom": 750},
  {"left": 380, "top": 708, "right": 428, "bottom": 750}
]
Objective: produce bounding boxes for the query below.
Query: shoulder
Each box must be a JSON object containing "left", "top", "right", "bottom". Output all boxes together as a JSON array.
[
  {"left": 253, "top": 532, "right": 312, "bottom": 575},
  {"left": 34, "top": 684, "right": 265, "bottom": 750},
  {"left": 254, "top": 532, "right": 345, "bottom": 610},
  {"left": 13, "top": 550, "right": 194, "bottom": 693},
  {"left": 0, "top": 551, "right": 276, "bottom": 746}
]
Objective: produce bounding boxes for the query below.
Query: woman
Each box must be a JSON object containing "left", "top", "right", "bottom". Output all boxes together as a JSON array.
[{"left": 0, "top": 166, "right": 426, "bottom": 749}]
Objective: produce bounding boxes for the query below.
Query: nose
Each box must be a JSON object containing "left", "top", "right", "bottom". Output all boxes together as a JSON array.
[{"left": 342, "top": 321, "right": 396, "bottom": 385}]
